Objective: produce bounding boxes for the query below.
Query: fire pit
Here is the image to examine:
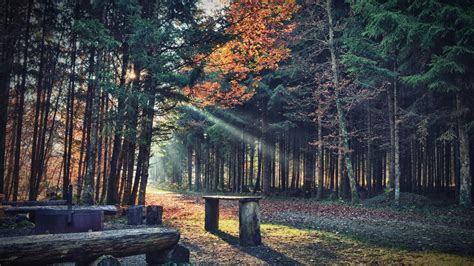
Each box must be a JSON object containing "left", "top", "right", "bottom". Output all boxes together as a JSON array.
[
  {"left": 34, "top": 209, "right": 104, "bottom": 234},
  {"left": 34, "top": 185, "right": 104, "bottom": 234}
]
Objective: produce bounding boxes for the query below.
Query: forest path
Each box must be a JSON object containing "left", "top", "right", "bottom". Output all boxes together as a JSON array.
[{"left": 145, "top": 188, "right": 474, "bottom": 264}]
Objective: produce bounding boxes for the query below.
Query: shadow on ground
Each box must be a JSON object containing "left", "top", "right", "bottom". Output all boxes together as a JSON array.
[{"left": 210, "top": 229, "right": 336, "bottom": 264}]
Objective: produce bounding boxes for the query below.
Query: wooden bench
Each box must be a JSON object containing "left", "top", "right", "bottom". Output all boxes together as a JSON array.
[
  {"left": 0, "top": 227, "right": 181, "bottom": 265},
  {"left": 3, "top": 199, "right": 67, "bottom": 206},
  {"left": 4, "top": 205, "right": 119, "bottom": 215},
  {"left": 203, "top": 195, "right": 263, "bottom": 246}
]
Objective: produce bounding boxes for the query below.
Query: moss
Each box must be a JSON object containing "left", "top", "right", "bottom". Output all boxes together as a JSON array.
[{"left": 15, "top": 220, "right": 34, "bottom": 229}]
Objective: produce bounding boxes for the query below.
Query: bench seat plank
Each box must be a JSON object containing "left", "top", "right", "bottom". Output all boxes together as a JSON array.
[
  {"left": 203, "top": 195, "right": 263, "bottom": 246},
  {"left": 202, "top": 195, "right": 263, "bottom": 201},
  {"left": 4, "top": 205, "right": 118, "bottom": 215},
  {"left": 3, "top": 200, "right": 67, "bottom": 206},
  {"left": 0, "top": 227, "right": 180, "bottom": 264}
]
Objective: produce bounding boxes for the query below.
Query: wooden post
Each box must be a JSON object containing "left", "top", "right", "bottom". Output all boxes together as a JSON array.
[
  {"left": 204, "top": 198, "right": 219, "bottom": 231},
  {"left": 146, "top": 205, "right": 163, "bottom": 225},
  {"left": 239, "top": 200, "right": 261, "bottom": 246},
  {"left": 127, "top": 205, "right": 143, "bottom": 225}
]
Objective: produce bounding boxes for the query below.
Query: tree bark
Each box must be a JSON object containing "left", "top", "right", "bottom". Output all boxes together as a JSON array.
[
  {"left": 0, "top": 228, "right": 180, "bottom": 264},
  {"left": 137, "top": 89, "right": 155, "bottom": 205},
  {"left": 106, "top": 43, "right": 129, "bottom": 205},
  {"left": 325, "top": 0, "right": 359, "bottom": 203},
  {"left": 393, "top": 78, "right": 401, "bottom": 206},
  {"left": 82, "top": 51, "right": 98, "bottom": 205},
  {"left": 456, "top": 93, "right": 472, "bottom": 208},
  {"left": 12, "top": 0, "right": 32, "bottom": 201},
  {"left": 317, "top": 115, "right": 324, "bottom": 199},
  {"left": 187, "top": 146, "right": 193, "bottom": 190}
]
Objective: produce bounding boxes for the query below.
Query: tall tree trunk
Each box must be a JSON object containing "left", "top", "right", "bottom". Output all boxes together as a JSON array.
[
  {"left": 195, "top": 138, "right": 202, "bottom": 191},
  {"left": 0, "top": 0, "right": 21, "bottom": 194},
  {"left": 12, "top": 0, "right": 32, "bottom": 201},
  {"left": 187, "top": 146, "right": 193, "bottom": 190},
  {"left": 456, "top": 93, "right": 472, "bottom": 208},
  {"left": 317, "top": 115, "right": 324, "bottom": 200},
  {"left": 122, "top": 81, "right": 139, "bottom": 205},
  {"left": 262, "top": 118, "right": 271, "bottom": 194},
  {"left": 137, "top": 92, "right": 155, "bottom": 205},
  {"left": 325, "top": 0, "right": 359, "bottom": 203},
  {"left": 393, "top": 77, "right": 401, "bottom": 206},
  {"left": 249, "top": 143, "right": 254, "bottom": 188},
  {"left": 82, "top": 51, "right": 97, "bottom": 205},
  {"left": 106, "top": 44, "right": 129, "bottom": 205},
  {"left": 254, "top": 138, "right": 262, "bottom": 193},
  {"left": 387, "top": 88, "right": 395, "bottom": 189},
  {"left": 100, "top": 106, "right": 109, "bottom": 204},
  {"left": 28, "top": 2, "right": 48, "bottom": 200},
  {"left": 366, "top": 102, "right": 372, "bottom": 196}
]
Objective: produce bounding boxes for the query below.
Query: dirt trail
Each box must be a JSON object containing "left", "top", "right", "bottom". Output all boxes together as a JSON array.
[{"left": 146, "top": 190, "right": 474, "bottom": 264}]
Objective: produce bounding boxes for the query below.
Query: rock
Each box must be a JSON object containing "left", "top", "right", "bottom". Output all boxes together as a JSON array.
[
  {"left": 15, "top": 214, "right": 29, "bottom": 223},
  {"left": 90, "top": 255, "right": 121, "bottom": 266},
  {"left": 146, "top": 244, "right": 190, "bottom": 265},
  {"left": 170, "top": 244, "right": 190, "bottom": 263}
]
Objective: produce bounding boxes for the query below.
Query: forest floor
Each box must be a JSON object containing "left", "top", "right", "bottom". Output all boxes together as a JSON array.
[
  {"left": 1, "top": 189, "right": 473, "bottom": 264},
  {"left": 142, "top": 188, "right": 474, "bottom": 264}
]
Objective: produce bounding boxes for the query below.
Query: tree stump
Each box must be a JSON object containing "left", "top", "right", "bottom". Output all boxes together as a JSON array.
[
  {"left": 204, "top": 198, "right": 219, "bottom": 231},
  {"left": 239, "top": 200, "right": 261, "bottom": 246},
  {"left": 90, "top": 255, "right": 121, "bottom": 266},
  {"left": 146, "top": 205, "right": 163, "bottom": 225},
  {"left": 127, "top": 205, "right": 143, "bottom": 225}
]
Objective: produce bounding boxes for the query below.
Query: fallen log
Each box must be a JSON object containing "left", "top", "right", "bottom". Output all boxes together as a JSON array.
[
  {"left": 3, "top": 200, "right": 67, "bottom": 206},
  {"left": 0, "top": 227, "right": 180, "bottom": 264},
  {"left": 4, "top": 205, "right": 118, "bottom": 215}
]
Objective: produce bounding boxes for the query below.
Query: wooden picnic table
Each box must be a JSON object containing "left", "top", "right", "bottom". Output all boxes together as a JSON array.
[
  {"left": 202, "top": 195, "right": 264, "bottom": 246},
  {"left": 4, "top": 205, "right": 119, "bottom": 215}
]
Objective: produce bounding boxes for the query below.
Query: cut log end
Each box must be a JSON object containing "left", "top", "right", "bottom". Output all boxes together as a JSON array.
[
  {"left": 127, "top": 205, "right": 144, "bottom": 225},
  {"left": 146, "top": 205, "right": 163, "bottom": 225}
]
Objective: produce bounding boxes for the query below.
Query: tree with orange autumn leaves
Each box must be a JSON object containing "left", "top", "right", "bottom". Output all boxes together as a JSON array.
[{"left": 185, "top": 0, "right": 299, "bottom": 106}]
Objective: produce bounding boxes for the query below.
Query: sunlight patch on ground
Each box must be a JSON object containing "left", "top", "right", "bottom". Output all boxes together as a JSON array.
[{"left": 145, "top": 190, "right": 474, "bottom": 264}]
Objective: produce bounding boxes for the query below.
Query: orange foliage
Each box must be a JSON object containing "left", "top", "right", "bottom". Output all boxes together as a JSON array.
[{"left": 186, "top": 0, "right": 299, "bottom": 106}]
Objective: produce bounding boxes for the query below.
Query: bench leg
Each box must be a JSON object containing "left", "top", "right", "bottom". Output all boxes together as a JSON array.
[
  {"left": 204, "top": 199, "right": 219, "bottom": 231},
  {"left": 239, "top": 201, "right": 262, "bottom": 246}
]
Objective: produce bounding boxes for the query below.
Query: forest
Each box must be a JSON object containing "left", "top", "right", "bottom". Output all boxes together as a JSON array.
[
  {"left": 1, "top": 0, "right": 473, "bottom": 207},
  {"left": 1, "top": 0, "right": 474, "bottom": 264}
]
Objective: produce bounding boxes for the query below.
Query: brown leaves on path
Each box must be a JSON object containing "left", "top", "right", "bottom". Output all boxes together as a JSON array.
[{"left": 145, "top": 189, "right": 474, "bottom": 264}]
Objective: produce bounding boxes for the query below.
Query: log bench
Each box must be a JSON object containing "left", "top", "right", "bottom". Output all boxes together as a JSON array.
[
  {"left": 203, "top": 195, "right": 263, "bottom": 246},
  {"left": 0, "top": 227, "right": 181, "bottom": 265}
]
